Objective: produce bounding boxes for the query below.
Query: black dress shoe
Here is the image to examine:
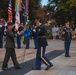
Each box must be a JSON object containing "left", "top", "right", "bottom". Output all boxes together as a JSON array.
[
  {"left": 34, "top": 48, "right": 37, "bottom": 49},
  {"left": 45, "top": 64, "right": 53, "bottom": 70},
  {"left": 65, "top": 55, "right": 70, "bottom": 57},
  {"left": 17, "top": 47, "right": 21, "bottom": 49},
  {"left": 2, "top": 67, "right": 9, "bottom": 70},
  {"left": 15, "top": 66, "right": 22, "bottom": 70},
  {"left": 32, "top": 68, "right": 41, "bottom": 70}
]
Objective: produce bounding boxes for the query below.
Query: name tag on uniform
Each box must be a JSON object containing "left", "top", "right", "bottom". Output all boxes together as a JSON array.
[{"left": 0, "top": 25, "right": 2, "bottom": 27}]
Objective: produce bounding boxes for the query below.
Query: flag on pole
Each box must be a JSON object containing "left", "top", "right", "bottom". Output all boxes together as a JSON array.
[
  {"left": 26, "top": 0, "right": 29, "bottom": 13},
  {"left": 8, "top": 0, "right": 12, "bottom": 22},
  {"left": 15, "top": 0, "right": 22, "bottom": 29},
  {"left": 23, "top": 0, "right": 29, "bottom": 26},
  {"left": 21, "top": 2, "right": 26, "bottom": 10},
  {"left": 15, "top": 12, "right": 20, "bottom": 29},
  {"left": 15, "top": 0, "right": 21, "bottom": 12}
]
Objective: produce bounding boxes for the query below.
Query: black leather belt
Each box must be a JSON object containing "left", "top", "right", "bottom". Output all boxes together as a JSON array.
[{"left": 38, "top": 36, "right": 46, "bottom": 38}]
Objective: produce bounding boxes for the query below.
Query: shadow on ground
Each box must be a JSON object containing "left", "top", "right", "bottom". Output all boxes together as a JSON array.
[{"left": 0, "top": 50, "right": 64, "bottom": 75}]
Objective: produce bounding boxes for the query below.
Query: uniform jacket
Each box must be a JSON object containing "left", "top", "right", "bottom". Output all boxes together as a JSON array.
[
  {"left": 62, "top": 27, "right": 72, "bottom": 42},
  {"left": 37, "top": 25, "right": 48, "bottom": 46},
  {"left": 5, "top": 30, "right": 15, "bottom": 48}
]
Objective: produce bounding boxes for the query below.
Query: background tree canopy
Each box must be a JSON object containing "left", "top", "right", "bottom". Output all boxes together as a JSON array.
[
  {"left": 0, "top": 0, "right": 76, "bottom": 25},
  {"left": 48, "top": 0, "right": 76, "bottom": 25}
]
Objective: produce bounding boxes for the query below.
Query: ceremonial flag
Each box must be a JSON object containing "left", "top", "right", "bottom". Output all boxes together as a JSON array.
[
  {"left": 21, "top": 2, "right": 26, "bottom": 10},
  {"left": 15, "top": 12, "right": 20, "bottom": 29},
  {"left": 15, "top": 0, "right": 21, "bottom": 12},
  {"left": 8, "top": 0, "right": 12, "bottom": 22},
  {"left": 15, "top": 0, "right": 22, "bottom": 29},
  {"left": 23, "top": 0, "right": 29, "bottom": 26}
]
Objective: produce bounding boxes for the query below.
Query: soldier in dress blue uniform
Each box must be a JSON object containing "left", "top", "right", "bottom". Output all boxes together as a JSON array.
[
  {"left": 32, "top": 24, "right": 38, "bottom": 49},
  {"left": 62, "top": 22, "right": 72, "bottom": 57},
  {"left": 0, "top": 19, "right": 4, "bottom": 48},
  {"left": 32, "top": 20, "right": 53, "bottom": 70},
  {"left": 16, "top": 23, "right": 24, "bottom": 49}
]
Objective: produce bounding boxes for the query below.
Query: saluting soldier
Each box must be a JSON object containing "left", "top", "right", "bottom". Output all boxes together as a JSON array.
[
  {"left": 2, "top": 22, "right": 22, "bottom": 70},
  {"left": 32, "top": 20, "right": 53, "bottom": 70},
  {"left": 62, "top": 22, "right": 72, "bottom": 57}
]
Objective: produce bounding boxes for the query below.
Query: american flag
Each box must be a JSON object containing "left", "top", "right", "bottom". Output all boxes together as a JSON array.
[{"left": 8, "top": 0, "right": 12, "bottom": 22}]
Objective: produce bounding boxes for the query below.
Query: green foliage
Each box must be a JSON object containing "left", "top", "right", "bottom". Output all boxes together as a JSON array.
[
  {"left": 0, "top": 0, "right": 8, "bottom": 19},
  {"left": 29, "top": 0, "right": 41, "bottom": 22},
  {"left": 58, "top": 1, "right": 70, "bottom": 11},
  {"left": 48, "top": 0, "right": 76, "bottom": 25},
  {"left": 67, "top": 0, "right": 76, "bottom": 7},
  {"left": 46, "top": 32, "right": 53, "bottom": 39}
]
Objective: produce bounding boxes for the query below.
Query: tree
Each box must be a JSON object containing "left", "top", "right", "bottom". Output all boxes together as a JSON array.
[
  {"left": 0, "top": 0, "right": 8, "bottom": 19},
  {"left": 67, "top": 0, "right": 76, "bottom": 7},
  {"left": 48, "top": 0, "right": 76, "bottom": 25},
  {"left": 29, "top": 0, "right": 41, "bottom": 23}
]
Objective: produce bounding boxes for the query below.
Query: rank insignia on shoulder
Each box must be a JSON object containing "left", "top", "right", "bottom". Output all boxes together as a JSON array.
[
  {"left": 38, "top": 29, "right": 40, "bottom": 31},
  {"left": 62, "top": 31, "right": 65, "bottom": 34}
]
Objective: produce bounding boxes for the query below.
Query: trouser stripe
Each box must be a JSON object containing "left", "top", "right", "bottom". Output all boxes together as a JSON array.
[{"left": 40, "top": 47, "right": 49, "bottom": 65}]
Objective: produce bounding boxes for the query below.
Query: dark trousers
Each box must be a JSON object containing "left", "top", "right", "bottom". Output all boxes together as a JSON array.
[
  {"left": 64, "top": 41, "right": 71, "bottom": 56},
  {"left": 2, "top": 48, "right": 19, "bottom": 68},
  {"left": 36, "top": 46, "right": 52, "bottom": 69},
  {"left": 0, "top": 34, "right": 3, "bottom": 48},
  {"left": 16, "top": 36, "right": 21, "bottom": 48},
  {"left": 33, "top": 37, "right": 38, "bottom": 48}
]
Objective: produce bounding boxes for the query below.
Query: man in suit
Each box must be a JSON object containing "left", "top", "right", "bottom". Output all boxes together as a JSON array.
[
  {"left": 2, "top": 22, "right": 22, "bottom": 70},
  {"left": 32, "top": 20, "right": 53, "bottom": 70}
]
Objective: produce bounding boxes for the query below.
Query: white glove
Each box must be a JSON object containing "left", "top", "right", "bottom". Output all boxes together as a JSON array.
[
  {"left": 17, "top": 31, "right": 20, "bottom": 35},
  {"left": 33, "top": 29, "right": 36, "bottom": 32}
]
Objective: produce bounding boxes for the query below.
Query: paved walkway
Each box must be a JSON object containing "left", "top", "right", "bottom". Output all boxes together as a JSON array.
[
  {"left": 25, "top": 51, "right": 76, "bottom": 75},
  {"left": 0, "top": 39, "right": 76, "bottom": 75}
]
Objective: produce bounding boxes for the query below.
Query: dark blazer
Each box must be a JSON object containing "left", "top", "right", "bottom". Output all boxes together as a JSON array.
[{"left": 5, "top": 30, "right": 15, "bottom": 48}]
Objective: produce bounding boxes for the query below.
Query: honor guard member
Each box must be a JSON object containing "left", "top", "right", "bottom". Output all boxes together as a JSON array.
[
  {"left": 32, "top": 23, "right": 38, "bottom": 49},
  {"left": 2, "top": 22, "right": 22, "bottom": 70},
  {"left": 33, "top": 20, "right": 53, "bottom": 70},
  {"left": 62, "top": 22, "right": 72, "bottom": 57},
  {"left": 16, "top": 23, "right": 24, "bottom": 49},
  {"left": 0, "top": 19, "right": 4, "bottom": 48}
]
